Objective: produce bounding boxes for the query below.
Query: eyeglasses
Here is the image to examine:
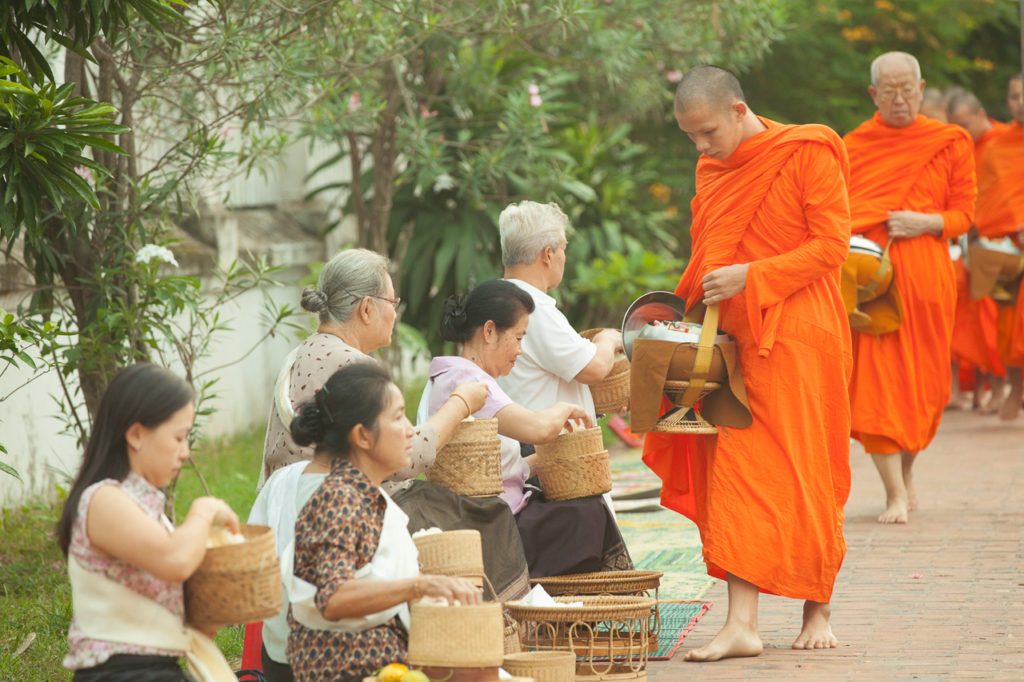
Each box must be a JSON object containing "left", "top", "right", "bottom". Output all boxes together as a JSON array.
[
  {"left": 336, "top": 282, "right": 401, "bottom": 309},
  {"left": 876, "top": 86, "right": 920, "bottom": 102}
]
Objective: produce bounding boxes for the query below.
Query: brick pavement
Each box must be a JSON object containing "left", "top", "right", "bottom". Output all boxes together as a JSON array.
[{"left": 646, "top": 409, "right": 1024, "bottom": 681}]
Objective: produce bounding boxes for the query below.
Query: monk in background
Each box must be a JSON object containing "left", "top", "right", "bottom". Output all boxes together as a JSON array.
[
  {"left": 974, "top": 73, "right": 1024, "bottom": 421},
  {"left": 920, "top": 86, "right": 948, "bottom": 122},
  {"left": 844, "top": 52, "right": 976, "bottom": 524},
  {"left": 642, "top": 65, "right": 852, "bottom": 661},
  {"left": 947, "top": 90, "right": 1009, "bottom": 412}
]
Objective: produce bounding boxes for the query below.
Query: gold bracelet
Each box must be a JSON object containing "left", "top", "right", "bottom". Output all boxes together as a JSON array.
[
  {"left": 450, "top": 392, "right": 472, "bottom": 417},
  {"left": 412, "top": 575, "right": 422, "bottom": 600}
]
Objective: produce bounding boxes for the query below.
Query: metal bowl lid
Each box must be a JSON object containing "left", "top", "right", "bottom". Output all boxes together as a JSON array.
[
  {"left": 621, "top": 291, "right": 688, "bottom": 359},
  {"left": 849, "top": 235, "right": 883, "bottom": 257}
]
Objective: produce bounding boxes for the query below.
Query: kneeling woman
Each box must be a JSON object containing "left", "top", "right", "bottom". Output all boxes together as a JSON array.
[
  {"left": 57, "top": 363, "right": 241, "bottom": 681},
  {"left": 286, "top": 361, "right": 482, "bottom": 682},
  {"left": 423, "top": 279, "right": 633, "bottom": 577}
]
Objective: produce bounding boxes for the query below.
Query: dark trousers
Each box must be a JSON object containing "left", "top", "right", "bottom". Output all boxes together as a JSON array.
[
  {"left": 72, "top": 654, "right": 194, "bottom": 682},
  {"left": 261, "top": 644, "right": 295, "bottom": 682}
]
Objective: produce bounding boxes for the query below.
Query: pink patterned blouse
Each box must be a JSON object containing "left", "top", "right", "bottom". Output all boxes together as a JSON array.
[{"left": 63, "top": 472, "right": 186, "bottom": 671}]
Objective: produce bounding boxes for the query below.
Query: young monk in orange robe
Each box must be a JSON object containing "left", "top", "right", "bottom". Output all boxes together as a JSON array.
[
  {"left": 844, "top": 52, "right": 976, "bottom": 524},
  {"left": 947, "top": 92, "right": 1009, "bottom": 409},
  {"left": 974, "top": 74, "right": 1024, "bottom": 419},
  {"left": 642, "top": 65, "right": 852, "bottom": 662}
]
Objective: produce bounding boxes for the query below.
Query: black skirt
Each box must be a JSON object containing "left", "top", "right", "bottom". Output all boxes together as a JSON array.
[
  {"left": 72, "top": 654, "right": 195, "bottom": 682},
  {"left": 515, "top": 490, "right": 634, "bottom": 578}
]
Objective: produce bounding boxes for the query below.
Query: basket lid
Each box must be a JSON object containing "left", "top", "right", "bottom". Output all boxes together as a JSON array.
[{"left": 621, "top": 291, "right": 687, "bottom": 360}]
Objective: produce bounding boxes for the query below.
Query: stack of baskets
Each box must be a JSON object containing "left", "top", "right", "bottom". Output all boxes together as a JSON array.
[
  {"left": 426, "top": 417, "right": 502, "bottom": 496},
  {"left": 505, "top": 595, "right": 655, "bottom": 681},
  {"left": 535, "top": 427, "right": 612, "bottom": 501},
  {"left": 580, "top": 328, "right": 630, "bottom": 415},
  {"left": 412, "top": 529, "right": 521, "bottom": 653},
  {"left": 184, "top": 524, "right": 282, "bottom": 627},
  {"left": 531, "top": 570, "right": 664, "bottom": 651}
]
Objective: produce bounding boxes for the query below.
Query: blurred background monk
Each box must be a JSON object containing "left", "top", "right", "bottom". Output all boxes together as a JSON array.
[
  {"left": 642, "top": 65, "right": 852, "bottom": 661},
  {"left": 920, "top": 86, "right": 948, "bottom": 122},
  {"left": 946, "top": 90, "right": 1009, "bottom": 412},
  {"left": 974, "top": 73, "right": 1024, "bottom": 421},
  {"left": 844, "top": 52, "right": 976, "bottom": 524}
]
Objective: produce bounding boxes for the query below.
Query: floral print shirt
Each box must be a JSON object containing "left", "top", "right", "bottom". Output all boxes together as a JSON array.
[
  {"left": 287, "top": 459, "right": 407, "bottom": 681},
  {"left": 63, "top": 473, "right": 185, "bottom": 671}
]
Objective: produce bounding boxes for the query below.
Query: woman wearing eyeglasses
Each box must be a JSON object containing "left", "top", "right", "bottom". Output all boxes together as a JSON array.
[{"left": 254, "top": 248, "right": 528, "bottom": 681}]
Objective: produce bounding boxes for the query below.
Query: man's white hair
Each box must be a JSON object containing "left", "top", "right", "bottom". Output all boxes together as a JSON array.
[
  {"left": 499, "top": 201, "right": 568, "bottom": 267},
  {"left": 870, "top": 51, "right": 921, "bottom": 86}
]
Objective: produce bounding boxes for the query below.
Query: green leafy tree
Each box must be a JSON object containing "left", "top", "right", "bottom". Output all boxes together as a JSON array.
[
  {"left": 304, "top": 0, "right": 785, "bottom": 347},
  {"left": 743, "top": 0, "right": 1020, "bottom": 134}
]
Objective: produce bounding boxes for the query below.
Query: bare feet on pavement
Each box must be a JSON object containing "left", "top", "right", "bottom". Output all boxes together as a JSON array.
[
  {"left": 685, "top": 622, "right": 763, "bottom": 662},
  {"left": 793, "top": 601, "right": 838, "bottom": 650},
  {"left": 878, "top": 494, "right": 908, "bottom": 524}
]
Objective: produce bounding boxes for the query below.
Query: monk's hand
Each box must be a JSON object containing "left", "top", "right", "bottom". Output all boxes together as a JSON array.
[
  {"left": 702, "top": 264, "right": 749, "bottom": 305},
  {"left": 887, "top": 210, "right": 944, "bottom": 239}
]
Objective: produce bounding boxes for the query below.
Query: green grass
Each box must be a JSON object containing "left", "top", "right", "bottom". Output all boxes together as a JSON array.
[{"left": 0, "top": 424, "right": 266, "bottom": 681}]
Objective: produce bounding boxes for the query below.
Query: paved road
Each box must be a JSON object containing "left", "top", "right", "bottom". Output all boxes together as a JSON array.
[{"left": 647, "top": 408, "right": 1024, "bottom": 680}]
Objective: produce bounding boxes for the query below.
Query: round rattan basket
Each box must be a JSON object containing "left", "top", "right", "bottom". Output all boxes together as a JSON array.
[
  {"left": 506, "top": 595, "right": 655, "bottom": 625},
  {"left": 426, "top": 417, "right": 502, "bottom": 496},
  {"left": 581, "top": 329, "right": 631, "bottom": 415},
  {"left": 502, "top": 651, "right": 576, "bottom": 682},
  {"left": 530, "top": 570, "right": 663, "bottom": 597},
  {"left": 184, "top": 524, "right": 282, "bottom": 626},
  {"left": 407, "top": 601, "right": 505, "bottom": 667},
  {"left": 413, "top": 529, "right": 484, "bottom": 579}
]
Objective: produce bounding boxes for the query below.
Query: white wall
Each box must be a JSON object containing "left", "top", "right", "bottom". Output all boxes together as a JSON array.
[{"left": 0, "top": 279, "right": 311, "bottom": 508}]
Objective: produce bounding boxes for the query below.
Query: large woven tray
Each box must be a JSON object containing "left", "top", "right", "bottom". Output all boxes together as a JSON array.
[{"left": 530, "top": 570, "right": 663, "bottom": 597}]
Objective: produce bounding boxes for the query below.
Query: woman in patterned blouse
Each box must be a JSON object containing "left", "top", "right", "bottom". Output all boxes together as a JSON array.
[
  {"left": 56, "top": 363, "right": 241, "bottom": 681},
  {"left": 286, "top": 361, "right": 482, "bottom": 682}
]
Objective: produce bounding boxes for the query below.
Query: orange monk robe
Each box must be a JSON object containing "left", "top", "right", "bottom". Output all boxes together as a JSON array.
[
  {"left": 950, "top": 119, "right": 1009, "bottom": 376},
  {"left": 975, "top": 122, "right": 1024, "bottom": 367},
  {"left": 844, "top": 114, "right": 975, "bottom": 455},
  {"left": 642, "top": 120, "right": 852, "bottom": 603}
]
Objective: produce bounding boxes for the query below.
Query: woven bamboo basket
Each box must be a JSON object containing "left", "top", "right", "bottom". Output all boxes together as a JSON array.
[
  {"left": 581, "top": 329, "right": 631, "bottom": 415},
  {"left": 413, "top": 529, "right": 485, "bottom": 580},
  {"left": 502, "top": 651, "right": 576, "bottom": 682},
  {"left": 506, "top": 596, "right": 654, "bottom": 681},
  {"left": 534, "top": 426, "right": 604, "bottom": 459},
  {"left": 535, "top": 430, "right": 612, "bottom": 501},
  {"left": 426, "top": 418, "right": 502, "bottom": 496},
  {"left": 184, "top": 524, "right": 282, "bottom": 626},
  {"left": 408, "top": 601, "right": 505, "bottom": 667}
]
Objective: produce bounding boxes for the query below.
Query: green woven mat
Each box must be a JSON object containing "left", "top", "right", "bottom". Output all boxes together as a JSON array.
[
  {"left": 650, "top": 600, "right": 713, "bottom": 660},
  {"left": 609, "top": 449, "right": 715, "bottom": 600}
]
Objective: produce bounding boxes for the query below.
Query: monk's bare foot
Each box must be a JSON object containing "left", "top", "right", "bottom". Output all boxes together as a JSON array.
[
  {"left": 904, "top": 485, "right": 918, "bottom": 512},
  {"left": 998, "top": 393, "right": 1021, "bottom": 421},
  {"left": 977, "top": 397, "right": 1000, "bottom": 415},
  {"left": 793, "top": 601, "right": 838, "bottom": 650},
  {"left": 684, "top": 623, "right": 763, "bottom": 662},
  {"left": 877, "top": 495, "right": 908, "bottom": 524}
]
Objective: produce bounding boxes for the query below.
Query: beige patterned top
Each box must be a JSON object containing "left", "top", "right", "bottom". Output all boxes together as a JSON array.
[{"left": 259, "top": 333, "right": 436, "bottom": 493}]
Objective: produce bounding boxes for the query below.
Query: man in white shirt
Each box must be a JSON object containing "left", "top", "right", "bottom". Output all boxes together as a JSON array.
[{"left": 496, "top": 201, "right": 624, "bottom": 422}]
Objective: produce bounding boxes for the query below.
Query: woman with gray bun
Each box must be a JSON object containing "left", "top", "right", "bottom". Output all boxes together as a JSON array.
[{"left": 259, "top": 248, "right": 488, "bottom": 484}]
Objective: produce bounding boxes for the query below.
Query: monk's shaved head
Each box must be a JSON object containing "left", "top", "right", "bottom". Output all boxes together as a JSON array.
[
  {"left": 920, "top": 87, "right": 946, "bottom": 122},
  {"left": 871, "top": 51, "right": 921, "bottom": 86},
  {"left": 1008, "top": 73, "right": 1023, "bottom": 124},
  {"left": 947, "top": 91, "right": 983, "bottom": 117},
  {"left": 674, "top": 65, "right": 746, "bottom": 114}
]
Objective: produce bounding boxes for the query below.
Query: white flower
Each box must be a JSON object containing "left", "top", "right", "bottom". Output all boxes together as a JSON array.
[
  {"left": 529, "top": 94, "right": 543, "bottom": 107},
  {"left": 432, "top": 173, "right": 456, "bottom": 193},
  {"left": 136, "top": 244, "right": 179, "bottom": 267}
]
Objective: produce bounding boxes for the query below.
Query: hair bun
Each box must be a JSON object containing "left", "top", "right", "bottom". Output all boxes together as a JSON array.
[
  {"left": 300, "top": 287, "right": 330, "bottom": 314},
  {"left": 290, "top": 399, "right": 327, "bottom": 446},
  {"left": 440, "top": 294, "right": 469, "bottom": 342}
]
